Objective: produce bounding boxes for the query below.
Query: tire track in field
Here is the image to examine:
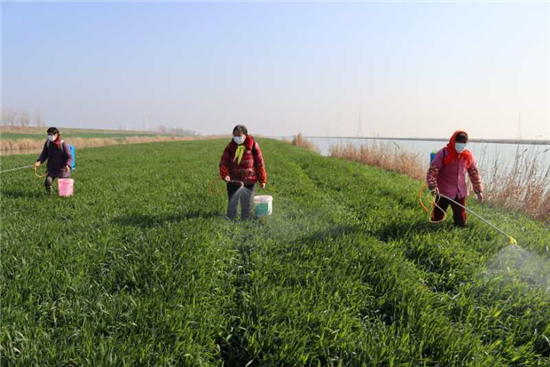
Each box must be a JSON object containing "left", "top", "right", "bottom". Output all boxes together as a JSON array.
[
  {"left": 217, "top": 143, "right": 341, "bottom": 365},
  {"left": 218, "top": 232, "right": 258, "bottom": 366},
  {"left": 218, "top": 143, "right": 382, "bottom": 364}
]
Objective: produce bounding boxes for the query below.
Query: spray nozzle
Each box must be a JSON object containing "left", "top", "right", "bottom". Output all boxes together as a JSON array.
[{"left": 228, "top": 180, "right": 244, "bottom": 188}]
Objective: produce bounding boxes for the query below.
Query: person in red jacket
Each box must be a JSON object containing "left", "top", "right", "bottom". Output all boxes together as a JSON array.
[
  {"left": 426, "top": 131, "right": 483, "bottom": 227},
  {"left": 219, "top": 125, "right": 267, "bottom": 220}
]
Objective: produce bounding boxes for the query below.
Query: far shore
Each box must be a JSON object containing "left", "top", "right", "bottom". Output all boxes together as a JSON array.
[{"left": 279, "top": 136, "right": 550, "bottom": 146}]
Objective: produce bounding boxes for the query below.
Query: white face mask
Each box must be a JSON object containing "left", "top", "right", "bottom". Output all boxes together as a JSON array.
[
  {"left": 233, "top": 135, "right": 246, "bottom": 145},
  {"left": 455, "top": 142, "right": 467, "bottom": 153},
  {"left": 47, "top": 134, "right": 56, "bottom": 142}
]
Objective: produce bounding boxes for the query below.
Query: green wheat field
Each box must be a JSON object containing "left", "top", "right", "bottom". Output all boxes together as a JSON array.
[{"left": 1, "top": 139, "right": 549, "bottom": 366}]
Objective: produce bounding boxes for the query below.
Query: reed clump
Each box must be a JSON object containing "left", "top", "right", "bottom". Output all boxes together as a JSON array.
[
  {"left": 291, "top": 133, "right": 320, "bottom": 154},
  {"left": 330, "top": 142, "right": 426, "bottom": 180},
  {"left": 482, "top": 146, "right": 550, "bottom": 221},
  {"left": 0, "top": 135, "right": 209, "bottom": 154}
]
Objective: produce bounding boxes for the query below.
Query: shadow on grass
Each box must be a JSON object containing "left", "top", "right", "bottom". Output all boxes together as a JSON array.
[
  {"left": 374, "top": 218, "right": 452, "bottom": 242},
  {"left": 295, "top": 224, "right": 363, "bottom": 244},
  {"left": 115, "top": 210, "right": 222, "bottom": 228},
  {"left": 291, "top": 219, "right": 452, "bottom": 246}
]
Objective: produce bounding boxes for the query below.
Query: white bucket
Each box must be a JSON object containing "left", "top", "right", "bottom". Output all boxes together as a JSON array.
[{"left": 254, "top": 195, "right": 273, "bottom": 217}]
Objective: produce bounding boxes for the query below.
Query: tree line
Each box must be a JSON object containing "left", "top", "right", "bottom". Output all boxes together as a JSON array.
[{"left": 1, "top": 108, "right": 45, "bottom": 127}]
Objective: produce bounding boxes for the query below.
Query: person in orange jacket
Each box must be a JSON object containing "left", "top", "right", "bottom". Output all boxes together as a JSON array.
[{"left": 426, "top": 130, "right": 483, "bottom": 227}]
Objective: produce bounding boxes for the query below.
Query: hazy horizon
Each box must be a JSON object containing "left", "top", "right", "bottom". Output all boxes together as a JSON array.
[{"left": 2, "top": 2, "right": 549, "bottom": 140}]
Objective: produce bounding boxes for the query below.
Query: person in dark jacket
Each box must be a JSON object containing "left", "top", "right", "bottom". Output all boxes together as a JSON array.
[
  {"left": 219, "top": 125, "right": 267, "bottom": 220},
  {"left": 33, "top": 127, "right": 73, "bottom": 195}
]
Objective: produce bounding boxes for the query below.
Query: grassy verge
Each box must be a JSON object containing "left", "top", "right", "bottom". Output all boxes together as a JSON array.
[
  {"left": 1, "top": 139, "right": 549, "bottom": 365},
  {"left": 0, "top": 126, "right": 160, "bottom": 140}
]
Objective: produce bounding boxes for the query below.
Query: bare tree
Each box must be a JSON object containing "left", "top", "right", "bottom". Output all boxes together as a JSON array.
[
  {"left": 155, "top": 124, "right": 198, "bottom": 136},
  {"left": 34, "top": 110, "right": 45, "bottom": 127},
  {"left": 18, "top": 110, "right": 31, "bottom": 127},
  {"left": 1, "top": 108, "right": 17, "bottom": 126}
]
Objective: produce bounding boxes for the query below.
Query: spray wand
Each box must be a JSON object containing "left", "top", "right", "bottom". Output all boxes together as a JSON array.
[
  {"left": 419, "top": 184, "right": 517, "bottom": 245},
  {"left": 438, "top": 193, "right": 517, "bottom": 245}
]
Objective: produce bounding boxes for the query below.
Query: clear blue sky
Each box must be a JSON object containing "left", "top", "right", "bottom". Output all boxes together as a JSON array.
[{"left": 2, "top": 2, "right": 549, "bottom": 139}]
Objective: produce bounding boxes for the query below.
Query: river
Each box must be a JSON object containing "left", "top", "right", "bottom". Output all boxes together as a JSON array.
[{"left": 275, "top": 136, "right": 550, "bottom": 178}]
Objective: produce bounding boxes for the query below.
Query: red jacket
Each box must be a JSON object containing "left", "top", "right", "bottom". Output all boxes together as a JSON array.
[
  {"left": 426, "top": 131, "right": 483, "bottom": 198},
  {"left": 219, "top": 136, "right": 267, "bottom": 185}
]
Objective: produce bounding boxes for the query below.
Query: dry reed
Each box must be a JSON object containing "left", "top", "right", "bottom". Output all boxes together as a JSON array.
[
  {"left": 0, "top": 135, "right": 229, "bottom": 155},
  {"left": 291, "top": 133, "right": 320, "bottom": 154},
  {"left": 330, "top": 141, "right": 426, "bottom": 180},
  {"left": 481, "top": 146, "right": 550, "bottom": 222}
]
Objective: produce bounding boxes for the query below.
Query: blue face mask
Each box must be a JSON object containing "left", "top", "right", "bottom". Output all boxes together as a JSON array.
[
  {"left": 455, "top": 142, "right": 467, "bottom": 153},
  {"left": 233, "top": 135, "right": 246, "bottom": 145}
]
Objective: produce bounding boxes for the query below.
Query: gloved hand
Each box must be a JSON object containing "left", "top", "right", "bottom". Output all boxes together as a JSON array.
[
  {"left": 430, "top": 187, "right": 440, "bottom": 196},
  {"left": 476, "top": 192, "right": 483, "bottom": 203}
]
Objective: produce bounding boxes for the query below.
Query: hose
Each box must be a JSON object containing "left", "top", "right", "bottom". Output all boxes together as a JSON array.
[
  {"left": 0, "top": 165, "right": 34, "bottom": 174},
  {"left": 418, "top": 182, "right": 447, "bottom": 223},
  {"left": 209, "top": 177, "right": 245, "bottom": 196},
  {"left": 34, "top": 165, "right": 47, "bottom": 178},
  {"left": 209, "top": 176, "right": 225, "bottom": 196}
]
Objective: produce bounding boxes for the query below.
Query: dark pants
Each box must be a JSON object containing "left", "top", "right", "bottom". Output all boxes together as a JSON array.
[
  {"left": 227, "top": 183, "right": 255, "bottom": 220},
  {"left": 45, "top": 173, "right": 70, "bottom": 194},
  {"left": 432, "top": 195, "right": 467, "bottom": 227}
]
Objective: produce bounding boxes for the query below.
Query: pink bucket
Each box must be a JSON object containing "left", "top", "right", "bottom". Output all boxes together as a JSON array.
[{"left": 58, "top": 178, "right": 74, "bottom": 197}]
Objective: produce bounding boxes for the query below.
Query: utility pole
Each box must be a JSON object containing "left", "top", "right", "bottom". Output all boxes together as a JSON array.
[
  {"left": 357, "top": 110, "right": 362, "bottom": 138},
  {"left": 516, "top": 112, "right": 522, "bottom": 141}
]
